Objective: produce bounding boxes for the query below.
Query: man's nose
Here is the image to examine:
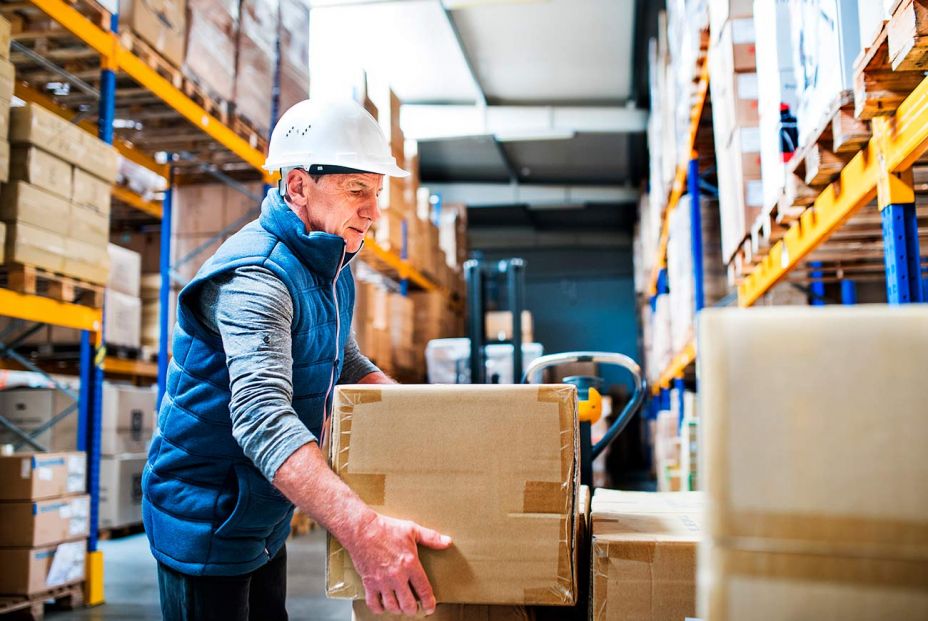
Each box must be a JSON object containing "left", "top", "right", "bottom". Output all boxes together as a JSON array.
[{"left": 359, "top": 196, "right": 381, "bottom": 222}]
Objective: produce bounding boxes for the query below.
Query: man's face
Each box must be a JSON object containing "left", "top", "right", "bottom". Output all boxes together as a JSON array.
[{"left": 285, "top": 170, "right": 384, "bottom": 254}]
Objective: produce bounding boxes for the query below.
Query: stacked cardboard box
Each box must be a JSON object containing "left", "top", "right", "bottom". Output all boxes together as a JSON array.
[
  {"left": 140, "top": 273, "right": 162, "bottom": 355},
  {"left": 484, "top": 310, "right": 533, "bottom": 343},
  {"left": 327, "top": 384, "right": 580, "bottom": 605},
  {"left": 118, "top": 0, "right": 186, "bottom": 67},
  {"left": 106, "top": 243, "right": 143, "bottom": 349},
  {"left": 590, "top": 490, "right": 703, "bottom": 621},
  {"left": 184, "top": 0, "right": 239, "bottom": 102},
  {"left": 0, "top": 16, "right": 11, "bottom": 185},
  {"left": 698, "top": 307, "right": 928, "bottom": 619},
  {"left": 234, "top": 0, "right": 278, "bottom": 134},
  {"left": 277, "top": 0, "right": 309, "bottom": 113},
  {"left": 709, "top": 1, "right": 762, "bottom": 262},
  {"left": 0, "top": 452, "right": 88, "bottom": 595},
  {"left": 2, "top": 103, "right": 118, "bottom": 285},
  {"left": 99, "top": 453, "right": 147, "bottom": 529}
]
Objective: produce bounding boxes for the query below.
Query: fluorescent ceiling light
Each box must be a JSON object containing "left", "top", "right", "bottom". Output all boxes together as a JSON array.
[
  {"left": 442, "top": 0, "right": 549, "bottom": 8},
  {"left": 494, "top": 129, "right": 576, "bottom": 142}
]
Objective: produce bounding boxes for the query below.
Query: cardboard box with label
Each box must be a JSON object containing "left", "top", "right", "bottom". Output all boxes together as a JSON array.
[
  {"left": 0, "top": 452, "right": 86, "bottom": 500},
  {"left": 484, "top": 311, "right": 534, "bottom": 343},
  {"left": 107, "top": 243, "right": 142, "bottom": 297},
  {"left": 0, "top": 494, "right": 90, "bottom": 546},
  {"left": 105, "top": 289, "right": 142, "bottom": 349},
  {"left": 327, "top": 384, "right": 579, "bottom": 605},
  {"left": 98, "top": 454, "right": 146, "bottom": 528},
  {"left": 590, "top": 490, "right": 703, "bottom": 621},
  {"left": 0, "top": 538, "right": 87, "bottom": 595}
]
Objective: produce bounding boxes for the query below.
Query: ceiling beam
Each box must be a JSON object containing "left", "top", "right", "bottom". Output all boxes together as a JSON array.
[
  {"left": 401, "top": 104, "right": 648, "bottom": 141},
  {"left": 427, "top": 182, "right": 639, "bottom": 206}
]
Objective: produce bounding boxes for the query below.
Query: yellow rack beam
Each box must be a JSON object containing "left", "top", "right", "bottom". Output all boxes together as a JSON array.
[
  {"left": 111, "top": 185, "right": 163, "bottom": 219},
  {"left": 646, "top": 58, "right": 710, "bottom": 297},
  {"left": 362, "top": 235, "right": 452, "bottom": 299},
  {"left": 0, "top": 289, "right": 102, "bottom": 333},
  {"left": 28, "top": 0, "right": 272, "bottom": 181},
  {"left": 651, "top": 339, "right": 696, "bottom": 395},
  {"left": 737, "top": 73, "right": 928, "bottom": 306},
  {"left": 102, "top": 356, "right": 158, "bottom": 378}
]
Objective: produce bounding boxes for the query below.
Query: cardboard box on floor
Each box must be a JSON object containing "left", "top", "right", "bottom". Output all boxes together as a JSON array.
[
  {"left": 590, "top": 490, "right": 703, "bottom": 621},
  {"left": 0, "top": 452, "right": 86, "bottom": 500},
  {"left": 698, "top": 306, "right": 928, "bottom": 559},
  {"left": 0, "top": 494, "right": 90, "bottom": 547},
  {"left": 484, "top": 311, "right": 533, "bottom": 343},
  {"left": 327, "top": 384, "right": 579, "bottom": 605},
  {"left": 0, "top": 539, "right": 87, "bottom": 595}
]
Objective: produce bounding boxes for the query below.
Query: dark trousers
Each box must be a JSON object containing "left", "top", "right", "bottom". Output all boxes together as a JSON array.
[{"left": 157, "top": 546, "right": 288, "bottom": 621}]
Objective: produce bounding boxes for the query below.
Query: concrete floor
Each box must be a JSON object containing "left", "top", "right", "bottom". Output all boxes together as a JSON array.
[{"left": 48, "top": 529, "right": 352, "bottom": 621}]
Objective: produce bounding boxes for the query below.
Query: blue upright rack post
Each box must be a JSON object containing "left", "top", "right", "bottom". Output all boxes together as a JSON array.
[
  {"left": 158, "top": 169, "right": 174, "bottom": 409},
  {"left": 840, "top": 279, "right": 857, "bottom": 305},
  {"left": 881, "top": 203, "right": 924, "bottom": 304},
  {"left": 673, "top": 377, "right": 686, "bottom": 430},
  {"left": 809, "top": 262, "right": 826, "bottom": 305},
  {"left": 687, "top": 155, "right": 704, "bottom": 312}
]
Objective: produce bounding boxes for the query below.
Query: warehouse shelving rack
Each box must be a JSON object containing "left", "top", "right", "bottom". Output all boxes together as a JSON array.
[
  {"left": 0, "top": 0, "right": 457, "bottom": 606},
  {"left": 646, "top": 31, "right": 928, "bottom": 403}
]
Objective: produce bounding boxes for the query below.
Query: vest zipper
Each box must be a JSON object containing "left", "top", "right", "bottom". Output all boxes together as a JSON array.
[{"left": 321, "top": 244, "right": 347, "bottom": 444}]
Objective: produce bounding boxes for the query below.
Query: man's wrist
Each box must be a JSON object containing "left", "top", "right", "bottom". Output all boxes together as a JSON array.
[{"left": 334, "top": 503, "right": 378, "bottom": 553}]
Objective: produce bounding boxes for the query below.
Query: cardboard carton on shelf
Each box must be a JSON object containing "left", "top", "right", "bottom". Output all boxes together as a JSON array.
[
  {"left": 62, "top": 237, "right": 110, "bottom": 285},
  {"left": 118, "top": 0, "right": 187, "bottom": 68},
  {"left": 9, "top": 146, "right": 73, "bottom": 200},
  {"left": 3, "top": 221, "right": 66, "bottom": 274},
  {"left": 0, "top": 56, "right": 13, "bottom": 104},
  {"left": 327, "top": 384, "right": 580, "bottom": 605},
  {"left": 0, "top": 538, "right": 87, "bottom": 595},
  {"left": 183, "top": 0, "right": 239, "bottom": 103},
  {"left": 0, "top": 452, "right": 86, "bottom": 501},
  {"left": 107, "top": 243, "right": 142, "bottom": 298},
  {"left": 0, "top": 181, "right": 72, "bottom": 237},
  {"left": 99, "top": 453, "right": 147, "bottom": 529},
  {"left": 0, "top": 14, "right": 10, "bottom": 59},
  {"left": 0, "top": 494, "right": 90, "bottom": 547},
  {"left": 69, "top": 203, "right": 110, "bottom": 248},
  {"left": 72, "top": 167, "right": 113, "bottom": 216}
]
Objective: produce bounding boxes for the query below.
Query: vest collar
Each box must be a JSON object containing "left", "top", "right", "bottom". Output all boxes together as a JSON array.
[{"left": 258, "top": 188, "right": 359, "bottom": 280}]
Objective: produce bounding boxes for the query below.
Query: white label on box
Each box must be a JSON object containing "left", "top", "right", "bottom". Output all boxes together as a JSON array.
[
  {"left": 69, "top": 498, "right": 89, "bottom": 535},
  {"left": 59, "top": 503, "right": 72, "bottom": 519},
  {"left": 739, "top": 127, "right": 762, "bottom": 153},
  {"left": 730, "top": 18, "right": 755, "bottom": 44},
  {"left": 37, "top": 467, "right": 53, "bottom": 481},
  {"left": 67, "top": 455, "right": 85, "bottom": 493},
  {"left": 21, "top": 458, "right": 30, "bottom": 479},
  {"left": 45, "top": 540, "right": 85, "bottom": 587},
  {"left": 746, "top": 180, "right": 764, "bottom": 207},
  {"left": 737, "top": 74, "right": 759, "bottom": 100}
]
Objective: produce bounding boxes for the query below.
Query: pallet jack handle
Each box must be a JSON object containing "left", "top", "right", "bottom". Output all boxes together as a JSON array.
[{"left": 522, "top": 352, "right": 647, "bottom": 460}]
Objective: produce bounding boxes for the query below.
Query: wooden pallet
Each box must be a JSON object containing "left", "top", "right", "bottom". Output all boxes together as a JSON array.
[
  {"left": 854, "top": 0, "right": 928, "bottom": 119},
  {"left": 0, "top": 582, "right": 83, "bottom": 621},
  {"left": 98, "top": 522, "right": 145, "bottom": 541},
  {"left": 119, "top": 32, "right": 183, "bottom": 90},
  {"left": 0, "top": 264, "right": 104, "bottom": 308}
]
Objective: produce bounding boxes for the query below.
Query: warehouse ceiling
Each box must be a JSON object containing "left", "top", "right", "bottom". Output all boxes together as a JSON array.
[{"left": 308, "top": 0, "right": 660, "bottom": 237}]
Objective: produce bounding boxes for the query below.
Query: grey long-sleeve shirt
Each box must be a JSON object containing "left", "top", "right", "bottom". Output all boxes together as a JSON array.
[{"left": 192, "top": 265, "right": 379, "bottom": 481}]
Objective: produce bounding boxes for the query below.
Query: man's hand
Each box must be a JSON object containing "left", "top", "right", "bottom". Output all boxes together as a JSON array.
[
  {"left": 273, "top": 442, "right": 451, "bottom": 616},
  {"left": 344, "top": 512, "right": 452, "bottom": 616}
]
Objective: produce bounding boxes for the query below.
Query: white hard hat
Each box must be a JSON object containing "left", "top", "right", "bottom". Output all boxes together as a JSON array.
[{"left": 264, "top": 98, "right": 409, "bottom": 177}]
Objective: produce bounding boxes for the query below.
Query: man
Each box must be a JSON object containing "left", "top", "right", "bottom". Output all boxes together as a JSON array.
[{"left": 142, "top": 99, "right": 451, "bottom": 621}]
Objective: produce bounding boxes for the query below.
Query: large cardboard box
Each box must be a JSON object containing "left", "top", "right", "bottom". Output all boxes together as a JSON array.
[
  {"left": 9, "top": 146, "right": 72, "bottom": 200},
  {"left": 0, "top": 181, "right": 72, "bottom": 236},
  {"left": 104, "top": 289, "right": 142, "bottom": 349},
  {"left": 327, "top": 384, "right": 580, "bottom": 605},
  {"left": 0, "top": 452, "right": 86, "bottom": 500},
  {"left": 72, "top": 167, "right": 112, "bottom": 216},
  {"left": 98, "top": 454, "right": 146, "bottom": 528},
  {"left": 0, "top": 57, "right": 13, "bottom": 102},
  {"left": 590, "top": 490, "right": 703, "bottom": 621},
  {"left": 233, "top": 0, "right": 278, "bottom": 132},
  {"left": 0, "top": 220, "right": 5, "bottom": 263},
  {"left": 62, "top": 237, "right": 110, "bottom": 285},
  {"left": 10, "top": 104, "right": 118, "bottom": 183},
  {"left": 118, "top": 0, "right": 186, "bottom": 68},
  {"left": 277, "top": 0, "right": 309, "bottom": 112},
  {"left": 699, "top": 306, "right": 928, "bottom": 559},
  {"left": 69, "top": 203, "right": 109, "bottom": 248},
  {"left": 0, "top": 539, "right": 86, "bottom": 595},
  {"left": 484, "top": 311, "right": 533, "bottom": 343},
  {"left": 0, "top": 138, "right": 8, "bottom": 183},
  {"left": 352, "top": 601, "right": 534, "bottom": 621},
  {"left": 4, "top": 222, "right": 66, "bottom": 274},
  {"left": 107, "top": 243, "right": 142, "bottom": 298},
  {"left": 184, "top": 0, "right": 239, "bottom": 102},
  {"left": 0, "top": 495, "right": 90, "bottom": 547},
  {"left": 699, "top": 544, "right": 928, "bottom": 621},
  {"left": 0, "top": 15, "right": 10, "bottom": 59}
]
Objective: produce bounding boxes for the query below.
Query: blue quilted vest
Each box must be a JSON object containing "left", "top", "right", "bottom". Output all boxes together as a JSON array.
[{"left": 142, "top": 189, "right": 355, "bottom": 576}]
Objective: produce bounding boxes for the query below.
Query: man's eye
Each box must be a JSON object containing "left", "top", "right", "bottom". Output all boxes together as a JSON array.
[{"left": 350, "top": 189, "right": 363, "bottom": 196}]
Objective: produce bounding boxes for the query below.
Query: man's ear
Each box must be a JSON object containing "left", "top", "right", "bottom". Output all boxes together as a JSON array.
[{"left": 286, "top": 169, "right": 307, "bottom": 204}]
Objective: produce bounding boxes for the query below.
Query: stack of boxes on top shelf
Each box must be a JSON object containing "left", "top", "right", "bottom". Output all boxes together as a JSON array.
[
  {"left": 651, "top": 383, "right": 700, "bottom": 492},
  {"left": 234, "top": 0, "right": 279, "bottom": 134},
  {"left": 0, "top": 382, "right": 156, "bottom": 530},
  {"left": 0, "top": 17, "right": 11, "bottom": 229},
  {"left": 1, "top": 100, "right": 117, "bottom": 290},
  {"left": 0, "top": 452, "right": 89, "bottom": 596},
  {"left": 277, "top": 0, "right": 310, "bottom": 113},
  {"left": 698, "top": 307, "right": 928, "bottom": 619},
  {"left": 708, "top": 0, "right": 761, "bottom": 268}
]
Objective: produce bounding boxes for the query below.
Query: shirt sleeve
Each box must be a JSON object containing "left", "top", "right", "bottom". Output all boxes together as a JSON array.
[
  {"left": 338, "top": 332, "right": 380, "bottom": 384},
  {"left": 196, "top": 265, "right": 315, "bottom": 482}
]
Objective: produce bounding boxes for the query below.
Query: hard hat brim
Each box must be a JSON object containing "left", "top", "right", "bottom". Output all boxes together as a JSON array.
[{"left": 264, "top": 159, "right": 410, "bottom": 178}]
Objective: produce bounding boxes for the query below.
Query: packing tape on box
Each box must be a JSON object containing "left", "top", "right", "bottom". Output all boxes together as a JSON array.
[
  {"left": 714, "top": 509, "right": 928, "bottom": 559},
  {"left": 522, "top": 513, "right": 575, "bottom": 605}
]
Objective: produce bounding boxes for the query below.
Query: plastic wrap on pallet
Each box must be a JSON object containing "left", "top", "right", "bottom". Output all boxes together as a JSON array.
[
  {"left": 184, "top": 0, "right": 239, "bottom": 103},
  {"left": 858, "top": 0, "right": 891, "bottom": 51},
  {"left": 650, "top": 294, "right": 672, "bottom": 384},
  {"left": 234, "top": 0, "right": 279, "bottom": 134},
  {"left": 667, "top": 195, "right": 695, "bottom": 353},
  {"left": 117, "top": 156, "right": 167, "bottom": 201},
  {"left": 789, "top": 0, "right": 861, "bottom": 148},
  {"left": 755, "top": 0, "right": 798, "bottom": 211},
  {"left": 278, "top": 0, "right": 309, "bottom": 113}
]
